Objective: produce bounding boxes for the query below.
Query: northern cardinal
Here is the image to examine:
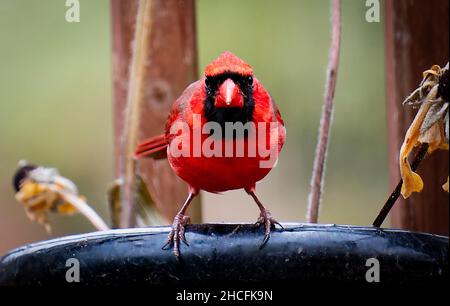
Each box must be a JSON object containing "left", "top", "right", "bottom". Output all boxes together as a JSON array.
[{"left": 135, "top": 51, "right": 286, "bottom": 256}]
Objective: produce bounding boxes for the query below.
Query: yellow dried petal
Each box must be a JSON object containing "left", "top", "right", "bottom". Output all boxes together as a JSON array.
[
  {"left": 443, "top": 176, "right": 449, "bottom": 193},
  {"left": 57, "top": 202, "right": 77, "bottom": 215},
  {"left": 26, "top": 199, "right": 49, "bottom": 212},
  {"left": 399, "top": 101, "right": 432, "bottom": 198},
  {"left": 13, "top": 164, "right": 104, "bottom": 232},
  {"left": 401, "top": 165, "right": 424, "bottom": 198},
  {"left": 422, "top": 65, "right": 441, "bottom": 78},
  {"left": 16, "top": 181, "right": 39, "bottom": 201}
]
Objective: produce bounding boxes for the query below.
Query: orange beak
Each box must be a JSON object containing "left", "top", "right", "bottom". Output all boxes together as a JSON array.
[{"left": 215, "top": 78, "right": 244, "bottom": 108}]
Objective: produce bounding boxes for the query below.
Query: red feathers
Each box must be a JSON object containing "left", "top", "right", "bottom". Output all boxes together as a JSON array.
[
  {"left": 134, "top": 134, "right": 168, "bottom": 159},
  {"left": 204, "top": 51, "right": 253, "bottom": 77},
  {"left": 135, "top": 51, "right": 285, "bottom": 193}
]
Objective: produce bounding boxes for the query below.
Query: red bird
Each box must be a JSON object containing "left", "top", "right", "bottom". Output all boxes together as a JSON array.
[{"left": 135, "top": 51, "right": 286, "bottom": 256}]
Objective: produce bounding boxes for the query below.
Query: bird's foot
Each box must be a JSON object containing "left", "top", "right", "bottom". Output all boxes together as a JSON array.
[
  {"left": 162, "top": 213, "right": 191, "bottom": 258},
  {"left": 255, "top": 209, "right": 283, "bottom": 248}
]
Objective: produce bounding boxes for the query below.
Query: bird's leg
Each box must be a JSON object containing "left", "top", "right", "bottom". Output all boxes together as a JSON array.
[
  {"left": 246, "top": 188, "right": 283, "bottom": 248},
  {"left": 162, "top": 191, "right": 197, "bottom": 257}
]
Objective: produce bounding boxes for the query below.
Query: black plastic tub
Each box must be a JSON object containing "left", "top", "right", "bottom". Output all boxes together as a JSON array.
[{"left": 0, "top": 223, "right": 448, "bottom": 287}]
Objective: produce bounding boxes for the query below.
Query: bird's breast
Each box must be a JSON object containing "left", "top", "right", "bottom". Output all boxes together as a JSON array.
[{"left": 166, "top": 123, "right": 285, "bottom": 192}]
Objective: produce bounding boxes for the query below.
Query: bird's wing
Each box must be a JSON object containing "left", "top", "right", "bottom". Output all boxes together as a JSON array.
[
  {"left": 270, "top": 95, "right": 284, "bottom": 125},
  {"left": 135, "top": 79, "right": 204, "bottom": 159},
  {"left": 164, "top": 79, "right": 204, "bottom": 140}
]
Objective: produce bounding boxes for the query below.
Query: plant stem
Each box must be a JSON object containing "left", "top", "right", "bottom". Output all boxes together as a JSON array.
[
  {"left": 120, "top": 0, "right": 153, "bottom": 228},
  {"left": 307, "top": 0, "right": 341, "bottom": 223},
  {"left": 51, "top": 187, "right": 110, "bottom": 231},
  {"left": 373, "top": 143, "right": 429, "bottom": 228}
]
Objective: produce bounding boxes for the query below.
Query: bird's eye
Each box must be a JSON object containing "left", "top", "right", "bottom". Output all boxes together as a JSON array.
[
  {"left": 205, "top": 77, "right": 211, "bottom": 86},
  {"left": 247, "top": 76, "right": 253, "bottom": 85}
]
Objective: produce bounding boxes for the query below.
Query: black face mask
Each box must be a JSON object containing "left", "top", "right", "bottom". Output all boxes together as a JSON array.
[{"left": 203, "top": 72, "right": 255, "bottom": 137}]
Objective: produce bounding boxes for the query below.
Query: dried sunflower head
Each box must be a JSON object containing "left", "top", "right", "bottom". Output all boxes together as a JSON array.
[
  {"left": 400, "top": 63, "right": 449, "bottom": 198},
  {"left": 13, "top": 161, "right": 82, "bottom": 232}
]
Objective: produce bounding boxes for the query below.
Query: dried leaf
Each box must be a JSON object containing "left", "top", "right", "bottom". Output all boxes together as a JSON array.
[
  {"left": 399, "top": 63, "right": 449, "bottom": 198},
  {"left": 399, "top": 100, "right": 432, "bottom": 198},
  {"left": 135, "top": 175, "right": 167, "bottom": 227},
  {"left": 420, "top": 100, "right": 447, "bottom": 135},
  {"left": 107, "top": 179, "right": 122, "bottom": 228},
  {"left": 107, "top": 175, "right": 167, "bottom": 228}
]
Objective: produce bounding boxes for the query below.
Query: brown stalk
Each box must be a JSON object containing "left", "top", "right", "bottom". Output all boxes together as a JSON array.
[
  {"left": 307, "top": 0, "right": 342, "bottom": 223},
  {"left": 120, "top": 0, "right": 153, "bottom": 228}
]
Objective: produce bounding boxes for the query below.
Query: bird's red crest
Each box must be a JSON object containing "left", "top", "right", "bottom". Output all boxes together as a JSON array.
[{"left": 204, "top": 51, "right": 253, "bottom": 77}]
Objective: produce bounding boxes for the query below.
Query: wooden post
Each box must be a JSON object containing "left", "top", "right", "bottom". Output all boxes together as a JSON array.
[
  {"left": 111, "top": 0, "right": 201, "bottom": 224},
  {"left": 385, "top": 0, "right": 449, "bottom": 235}
]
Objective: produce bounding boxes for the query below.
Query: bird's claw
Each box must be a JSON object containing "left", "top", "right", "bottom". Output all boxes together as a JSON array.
[
  {"left": 162, "top": 214, "right": 191, "bottom": 257},
  {"left": 255, "top": 209, "right": 283, "bottom": 248}
]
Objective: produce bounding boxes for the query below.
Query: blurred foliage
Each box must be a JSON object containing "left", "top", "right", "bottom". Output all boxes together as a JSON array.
[
  {"left": 0, "top": 0, "right": 113, "bottom": 252},
  {"left": 0, "top": 0, "right": 386, "bottom": 254}
]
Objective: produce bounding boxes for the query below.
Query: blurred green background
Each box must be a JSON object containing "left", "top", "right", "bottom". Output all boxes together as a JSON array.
[{"left": 0, "top": 0, "right": 386, "bottom": 255}]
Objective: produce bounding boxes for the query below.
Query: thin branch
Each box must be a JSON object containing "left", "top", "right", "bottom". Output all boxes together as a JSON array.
[
  {"left": 49, "top": 187, "right": 110, "bottom": 231},
  {"left": 306, "top": 0, "right": 342, "bottom": 223},
  {"left": 120, "top": 0, "right": 153, "bottom": 228},
  {"left": 372, "top": 143, "right": 429, "bottom": 228}
]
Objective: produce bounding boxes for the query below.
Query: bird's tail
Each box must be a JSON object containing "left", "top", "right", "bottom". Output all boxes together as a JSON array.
[{"left": 134, "top": 134, "right": 168, "bottom": 159}]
